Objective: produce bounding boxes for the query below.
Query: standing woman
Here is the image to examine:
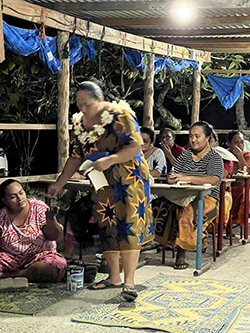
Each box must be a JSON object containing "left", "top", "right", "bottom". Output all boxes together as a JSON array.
[
  {"left": 227, "top": 130, "right": 250, "bottom": 226},
  {"left": 152, "top": 121, "right": 223, "bottom": 269},
  {"left": 47, "top": 80, "right": 154, "bottom": 300}
]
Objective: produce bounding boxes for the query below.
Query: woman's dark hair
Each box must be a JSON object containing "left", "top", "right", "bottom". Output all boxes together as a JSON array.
[
  {"left": 140, "top": 126, "right": 155, "bottom": 143},
  {"left": 77, "top": 78, "right": 103, "bottom": 99},
  {"left": 209, "top": 129, "right": 218, "bottom": 144},
  {"left": 0, "top": 179, "right": 23, "bottom": 209},
  {"left": 227, "top": 130, "right": 244, "bottom": 143},
  {"left": 158, "top": 128, "right": 176, "bottom": 140},
  {"left": 190, "top": 121, "right": 213, "bottom": 138}
]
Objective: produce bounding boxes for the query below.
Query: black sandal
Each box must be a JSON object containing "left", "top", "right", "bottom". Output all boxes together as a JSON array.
[{"left": 121, "top": 285, "right": 138, "bottom": 302}]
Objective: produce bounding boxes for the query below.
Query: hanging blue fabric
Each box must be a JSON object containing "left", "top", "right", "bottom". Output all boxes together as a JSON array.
[
  {"left": 3, "top": 21, "right": 96, "bottom": 74},
  {"left": 123, "top": 48, "right": 199, "bottom": 74},
  {"left": 122, "top": 49, "right": 145, "bottom": 73},
  {"left": 3, "top": 20, "right": 61, "bottom": 74},
  {"left": 207, "top": 74, "right": 250, "bottom": 110},
  {"left": 69, "top": 37, "right": 95, "bottom": 66}
]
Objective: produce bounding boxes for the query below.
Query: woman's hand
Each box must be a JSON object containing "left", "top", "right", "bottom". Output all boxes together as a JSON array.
[
  {"left": 230, "top": 145, "right": 243, "bottom": 158},
  {"left": 93, "top": 156, "right": 112, "bottom": 171},
  {"left": 160, "top": 141, "right": 172, "bottom": 158},
  {"left": 45, "top": 206, "right": 59, "bottom": 220},
  {"left": 167, "top": 173, "right": 189, "bottom": 184}
]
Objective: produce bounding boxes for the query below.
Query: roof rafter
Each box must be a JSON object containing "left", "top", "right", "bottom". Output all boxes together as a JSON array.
[
  {"left": 93, "top": 15, "right": 250, "bottom": 28},
  {"left": 126, "top": 27, "right": 250, "bottom": 37}
]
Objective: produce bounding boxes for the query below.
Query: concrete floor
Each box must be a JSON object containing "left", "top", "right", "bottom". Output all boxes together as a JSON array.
[{"left": 1, "top": 226, "right": 250, "bottom": 333}]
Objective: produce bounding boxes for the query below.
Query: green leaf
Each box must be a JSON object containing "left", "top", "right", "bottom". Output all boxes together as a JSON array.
[
  {"left": 170, "top": 77, "right": 174, "bottom": 89},
  {"left": 174, "top": 96, "right": 182, "bottom": 103}
]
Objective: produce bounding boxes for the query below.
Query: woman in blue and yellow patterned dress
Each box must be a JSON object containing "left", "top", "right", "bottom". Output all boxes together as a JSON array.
[{"left": 47, "top": 79, "right": 154, "bottom": 301}]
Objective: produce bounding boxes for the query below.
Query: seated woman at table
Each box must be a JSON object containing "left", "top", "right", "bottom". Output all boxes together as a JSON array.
[
  {"left": 141, "top": 126, "right": 166, "bottom": 177},
  {"left": 155, "top": 128, "right": 185, "bottom": 173},
  {"left": 209, "top": 130, "right": 235, "bottom": 229},
  {"left": 0, "top": 179, "right": 67, "bottom": 282},
  {"left": 152, "top": 121, "right": 223, "bottom": 269},
  {"left": 226, "top": 130, "right": 250, "bottom": 226}
]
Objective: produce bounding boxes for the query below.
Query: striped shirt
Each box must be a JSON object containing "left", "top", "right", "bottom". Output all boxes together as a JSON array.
[{"left": 171, "top": 148, "right": 223, "bottom": 200}]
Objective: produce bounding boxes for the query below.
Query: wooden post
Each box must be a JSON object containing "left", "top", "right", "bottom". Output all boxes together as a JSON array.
[
  {"left": 0, "top": 4, "right": 5, "bottom": 63},
  {"left": 143, "top": 53, "right": 154, "bottom": 128},
  {"left": 191, "top": 62, "right": 202, "bottom": 124},
  {"left": 57, "top": 31, "right": 70, "bottom": 172}
]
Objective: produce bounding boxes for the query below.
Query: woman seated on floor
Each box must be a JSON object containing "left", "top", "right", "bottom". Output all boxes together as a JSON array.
[
  {"left": 141, "top": 126, "right": 166, "bottom": 177},
  {"left": 155, "top": 128, "right": 185, "bottom": 173},
  {"left": 0, "top": 179, "right": 67, "bottom": 282},
  {"left": 226, "top": 130, "right": 250, "bottom": 227},
  {"left": 152, "top": 121, "right": 223, "bottom": 269}
]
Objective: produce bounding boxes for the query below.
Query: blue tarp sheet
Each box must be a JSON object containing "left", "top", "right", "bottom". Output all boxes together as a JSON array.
[
  {"left": 207, "top": 74, "right": 250, "bottom": 110},
  {"left": 122, "top": 49, "right": 199, "bottom": 74},
  {"left": 3, "top": 21, "right": 95, "bottom": 74}
]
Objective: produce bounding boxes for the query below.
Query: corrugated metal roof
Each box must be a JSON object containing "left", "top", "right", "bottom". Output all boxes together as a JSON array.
[{"left": 24, "top": 0, "right": 250, "bottom": 52}]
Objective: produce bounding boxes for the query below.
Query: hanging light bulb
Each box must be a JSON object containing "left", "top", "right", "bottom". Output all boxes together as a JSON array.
[{"left": 178, "top": 6, "right": 189, "bottom": 18}]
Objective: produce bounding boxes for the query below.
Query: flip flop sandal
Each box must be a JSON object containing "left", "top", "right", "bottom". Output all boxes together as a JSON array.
[
  {"left": 87, "top": 280, "right": 123, "bottom": 290},
  {"left": 121, "top": 285, "right": 138, "bottom": 302},
  {"left": 173, "top": 262, "right": 189, "bottom": 270}
]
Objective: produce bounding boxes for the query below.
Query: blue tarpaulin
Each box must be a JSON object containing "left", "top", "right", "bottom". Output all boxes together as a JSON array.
[
  {"left": 122, "top": 49, "right": 199, "bottom": 74},
  {"left": 207, "top": 74, "right": 250, "bottom": 110},
  {"left": 3, "top": 21, "right": 95, "bottom": 74}
]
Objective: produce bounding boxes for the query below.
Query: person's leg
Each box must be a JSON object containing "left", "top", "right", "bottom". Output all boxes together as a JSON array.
[
  {"left": 90, "top": 251, "right": 122, "bottom": 289},
  {"left": 60, "top": 240, "right": 75, "bottom": 259},
  {"left": 174, "top": 246, "right": 188, "bottom": 269},
  {"left": 120, "top": 251, "right": 140, "bottom": 288},
  {"left": 0, "top": 262, "right": 60, "bottom": 282}
]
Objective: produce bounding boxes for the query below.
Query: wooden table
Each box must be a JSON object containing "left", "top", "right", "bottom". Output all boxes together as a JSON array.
[
  {"left": 232, "top": 174, "right": 250, "bottom": 242},
  {"left": 150, "top": 183, "right": 216, "bottom": 273}
]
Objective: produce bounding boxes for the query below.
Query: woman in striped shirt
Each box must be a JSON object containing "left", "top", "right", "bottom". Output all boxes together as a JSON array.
[{"left": 152, "top": 121, "right": 223, "bottom": 269}]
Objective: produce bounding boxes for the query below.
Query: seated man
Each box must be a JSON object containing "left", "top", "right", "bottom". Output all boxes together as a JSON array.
[{"left": 0, "top": 179, "right": 67, "bottom": 282}]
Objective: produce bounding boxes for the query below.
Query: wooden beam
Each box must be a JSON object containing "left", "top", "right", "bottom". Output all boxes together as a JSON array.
[
  {"left": 158, "top": 37, "right": 250, "bottom": 52},
  {"left": 126, "top": 27, "right": 250, "bottom": 37},
  {"left": 0, "top": 124, "right": 57, "bottom": 130},
  {"left": 191, "top": 62, "right": 202, "bottom": 124},
  {"left": 57, "top": 30, "right": 70, "bottom": 173},
  {"left": 203, "top": 69, "right": 250, "bottom": 74},
  {"left": 93, "top": 15, "right": 250, "bottom": 28},
  {"left": 143, "top": 53, "right": 154, "bottom": 128},
  {"left": 0, "top": 3, "right": 5, "bottom": 63},
  {"left": 2, "top": 0, "right": 211, "bottom": 62}
]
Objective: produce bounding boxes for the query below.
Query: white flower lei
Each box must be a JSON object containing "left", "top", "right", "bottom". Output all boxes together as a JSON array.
[{"left": 72, "top": 100, "right": 134, "bottom": 145}]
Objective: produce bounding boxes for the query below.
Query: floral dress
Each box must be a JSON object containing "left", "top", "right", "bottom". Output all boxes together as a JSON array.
[{"left": 70, "top": 101, "right": 154, "bottom": 252}]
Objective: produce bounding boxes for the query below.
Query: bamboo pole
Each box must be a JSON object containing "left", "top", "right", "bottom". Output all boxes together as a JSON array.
[
  {"left": 57, "top": 31, "right": 70, "bottom": 172},
  {"left": 0, "top": 4, "right": 5, "bottom": 63},
  {"left": 191, "top": 62, "right": 202, "bottom": 124},
  {"left": 143, "top": 53, "right": 154, "bottom": 128}
]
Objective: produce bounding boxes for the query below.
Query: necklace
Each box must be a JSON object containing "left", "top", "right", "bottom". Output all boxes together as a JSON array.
[{"left": 72, "top": 100, "right": 135, "bottom": 145}]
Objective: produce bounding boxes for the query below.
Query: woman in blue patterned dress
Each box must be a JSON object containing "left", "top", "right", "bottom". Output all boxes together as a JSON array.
[{"left": 47, "top": 80, "right": 154, "bottom": 300}]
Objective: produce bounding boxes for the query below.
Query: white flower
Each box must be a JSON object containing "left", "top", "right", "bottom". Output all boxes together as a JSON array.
[
  {"left": 71, "top": 100, "right": 131, "bottom": 146},
  {"left": 72, "top": 112, "right": 83, "bottom": 125},
  {"left": 101, "top": 111, "right": 114, "bottom": 124},
  {"left": 93, "top": 124, "right": 105, "bottom": 136}
]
